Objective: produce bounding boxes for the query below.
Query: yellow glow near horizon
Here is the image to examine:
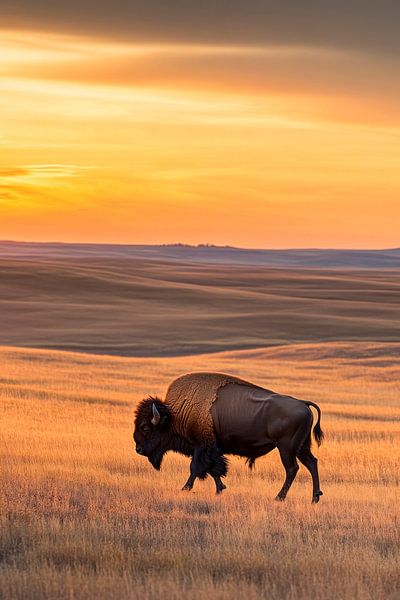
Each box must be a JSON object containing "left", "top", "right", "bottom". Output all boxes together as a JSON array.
[{"left": 1, "top": 29, "right": 400, "bottom": 248}]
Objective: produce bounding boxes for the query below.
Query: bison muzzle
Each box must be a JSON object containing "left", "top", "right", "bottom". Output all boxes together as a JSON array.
[{"left": 133, "top": 372, "right": 324, "bottom": 503}]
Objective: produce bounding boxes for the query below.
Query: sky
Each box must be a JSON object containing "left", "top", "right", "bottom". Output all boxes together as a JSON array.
[{"left": 1, "top": 2, "right": 400, "bottom": 248}]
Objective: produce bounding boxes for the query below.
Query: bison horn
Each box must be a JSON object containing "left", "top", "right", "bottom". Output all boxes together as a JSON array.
[{"left": 151, "top": 402, "right": 161, "bottom": 426}]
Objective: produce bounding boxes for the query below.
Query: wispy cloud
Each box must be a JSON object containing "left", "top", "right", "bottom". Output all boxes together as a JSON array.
[
  {"left": 0, "top": 167, "right": 29, "bottom": 177},
  {"left": 0, "top": 164, "right": 93, "bottom": 205},
  {"left": 2, "top": 29, "right": 399, "bottom": 129},
  {"left": 1, "top": 163, "right": 91, "bottom": 182},
  {"left": 22, "top": 164, "right": 92, "bottom": 178}
]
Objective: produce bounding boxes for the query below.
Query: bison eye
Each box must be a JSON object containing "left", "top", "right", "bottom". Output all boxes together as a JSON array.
[{"left": 141, "top": 424, "right": 151, "bottom": 434}]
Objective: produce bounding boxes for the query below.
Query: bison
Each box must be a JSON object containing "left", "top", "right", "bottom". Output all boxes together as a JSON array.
[{"left": 133, "top": 372, "right": 324, "bottom": 503}]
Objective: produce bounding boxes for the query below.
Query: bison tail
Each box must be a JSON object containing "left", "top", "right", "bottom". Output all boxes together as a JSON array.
[
  {"left": 313, "top": 420, "right": 324, "bottom": 447},
  {"left": 304, "top": 400, "right": 324, "bottom": 447}
]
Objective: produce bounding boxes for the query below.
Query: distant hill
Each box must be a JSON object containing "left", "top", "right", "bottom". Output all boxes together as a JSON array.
[
  {"left": 0, "top": 241, "right": 399, "bottom": 356},
  {"left": 1, "top": 241, "right": 400, "bottom": 268}
]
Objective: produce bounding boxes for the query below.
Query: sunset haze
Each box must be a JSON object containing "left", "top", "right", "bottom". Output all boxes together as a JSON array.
[{"left": 1, "top": 2, "right": 399, "bottom": 247}]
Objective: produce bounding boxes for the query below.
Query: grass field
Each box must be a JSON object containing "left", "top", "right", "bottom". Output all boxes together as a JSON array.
[{"left": 1, "top": 342, "right": 399, "bottom": 599}]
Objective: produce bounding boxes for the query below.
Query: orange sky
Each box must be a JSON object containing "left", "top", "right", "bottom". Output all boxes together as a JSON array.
[{"left": 1, "top": 29, "right": 399, "bottom": 248}]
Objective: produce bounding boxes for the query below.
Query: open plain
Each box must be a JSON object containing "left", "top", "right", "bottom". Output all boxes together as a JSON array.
[
  {"left": 1, "top": 341, "right": 399, "bottom": 599},
  {"left": 0, "top": 244, "right": 399, "bottom": 356}
]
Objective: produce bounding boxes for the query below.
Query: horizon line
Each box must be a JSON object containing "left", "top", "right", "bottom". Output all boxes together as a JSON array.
[{"left": 0, "top": 239, "right": 399, "bottom": 253}]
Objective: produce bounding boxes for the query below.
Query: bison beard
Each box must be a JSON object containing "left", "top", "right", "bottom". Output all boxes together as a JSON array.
[
  {"left": 147, "top": 446, "right": 165, "bottom": 471},
  {"left": 143, "top": 425, "right": 194, "bottom": 471}
]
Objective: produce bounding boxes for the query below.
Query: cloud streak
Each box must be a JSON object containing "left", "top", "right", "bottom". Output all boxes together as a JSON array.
[
  {"left": 2, "top": 30, "right": 400, "bottom": 128},
  {"left": 0, "top": 163, "right": 90, "bottom": 181},
  {"left": 2, "top": 1, "right": 400, "bottom": 57},
  {"left": 0, "top": 164, "right": 92, "bottom": 206}
]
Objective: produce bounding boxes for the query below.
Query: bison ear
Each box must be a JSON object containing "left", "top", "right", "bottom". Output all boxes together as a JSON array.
[{"left": 151, "top": 402, "right": 161, "bottom": 426}]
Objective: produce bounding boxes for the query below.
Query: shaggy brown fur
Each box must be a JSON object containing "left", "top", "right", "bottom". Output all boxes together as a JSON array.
[{"left": 164, "top": 372, "right": 254, "bottom": 444}]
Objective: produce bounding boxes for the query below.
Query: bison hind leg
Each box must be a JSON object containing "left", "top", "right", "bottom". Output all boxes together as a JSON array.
[
  {"left": 297, "top": 444, "right": 323, "bottom": 504},
  {"left": 312, "top": 491, "right": 323, "bottom": 503},
  {"left": 275, "top": 445, "right": 300, "bottom": 501}
]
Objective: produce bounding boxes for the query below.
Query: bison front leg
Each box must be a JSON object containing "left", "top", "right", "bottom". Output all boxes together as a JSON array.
[
  {"left": 181, "top": 446, "right": 207, "bottom": 491},
  {"left": 209, "top": 449, "right": 228, "bottom": 494},
  {"left": 182, "top": 454, "right": 198, "bottom": 491},
  {"left": 182, "top": 445, "right": 228, "bottom": 494},
  {"left": 275, "top": 447, "right": 299, "bottom": 501},
  {"left": 212, "top": 476, "right": 226, "bottom": 494}
]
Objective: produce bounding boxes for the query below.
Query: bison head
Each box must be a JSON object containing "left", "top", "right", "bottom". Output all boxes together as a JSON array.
[{"left": 133, "top": 396, "right": 171, "bottom": 470}]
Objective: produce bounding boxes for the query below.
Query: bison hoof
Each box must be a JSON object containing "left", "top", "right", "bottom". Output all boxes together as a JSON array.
[
  {"left": 312, "top": 491, "right": 323, "bottom": 503},
  {"left": 182, "top": 484, "right": 193, "bottom": 491},
  {"left": 216, "top": 483, "right": 227, "bottom": 495},
  {"left": 275, "top": 495, "right": 286, "bottom": 502}
]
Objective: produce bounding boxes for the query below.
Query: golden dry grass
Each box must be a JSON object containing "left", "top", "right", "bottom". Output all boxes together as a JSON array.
[{"left": 1, "top": 342, "right": 399, "bottom": 599}]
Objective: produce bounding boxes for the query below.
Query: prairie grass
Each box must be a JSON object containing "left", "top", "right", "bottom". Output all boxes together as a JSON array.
[{"left": 1, "top": 342, "right": 399, "bottom": 599}]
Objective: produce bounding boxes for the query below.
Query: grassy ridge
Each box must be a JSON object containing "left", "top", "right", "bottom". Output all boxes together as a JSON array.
[
  {"left": 1, "top": 257, "right": 400, "bottom": 355},
  {"left": 1, "top": 343, "right": 399, "bottom": 599}
]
